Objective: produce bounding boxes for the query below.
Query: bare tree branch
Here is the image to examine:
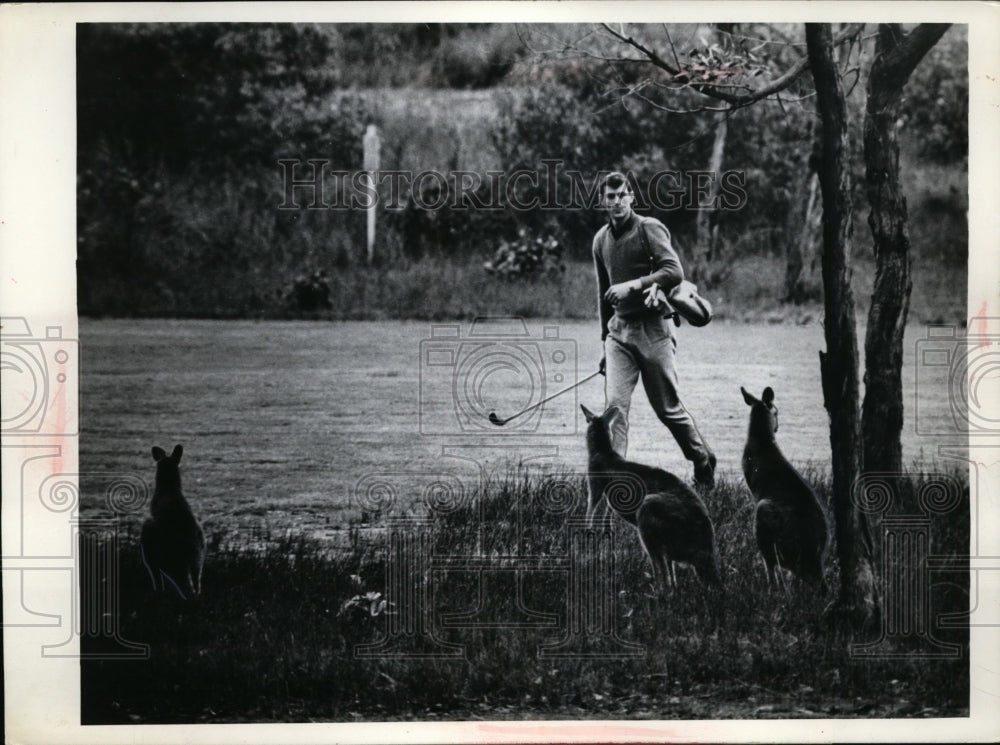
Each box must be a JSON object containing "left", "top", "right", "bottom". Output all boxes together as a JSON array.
[
  {"left": 599, "top": 22, "right": 864, "bottom": 109},
  {"left": 629, "top": 87, "right": 733, "bottom": 115},
  {"left": 760, "top": 23, "right": 807, "bottom": 54},
  {"left": 663, "top": 25, "right": 683, "bottom": 69}
]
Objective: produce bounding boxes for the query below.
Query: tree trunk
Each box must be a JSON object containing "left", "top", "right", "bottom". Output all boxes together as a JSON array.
[
  {"left": 805, "top": 23, "right": 879, "bottom": 630},
  {"left": 862, "top": 23, "right": 951, "bottom": 475},
  {"left": 692, "top": 112, "right": 728, "bottom": 281},
  {"left": 692, "top": 27, "right": 734, "bottom": 284},
  {"left": 784, "top": 169, "right": 821, "bottom": 302}
]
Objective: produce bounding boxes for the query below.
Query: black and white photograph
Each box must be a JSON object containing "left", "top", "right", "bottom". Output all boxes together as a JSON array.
[{"left": 2, "top": 2, "right": 999, "bottom": 743}]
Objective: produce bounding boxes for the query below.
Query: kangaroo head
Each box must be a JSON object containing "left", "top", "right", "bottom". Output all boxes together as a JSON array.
[
  {"left": 581, "top": 405, "right": 621, "bottom": 453},
  {"left": 152, "top": 444, "right": 184, "bottom": 489},
  {"left": 741, "top": 386, "right": 779, "bottom": 437}
]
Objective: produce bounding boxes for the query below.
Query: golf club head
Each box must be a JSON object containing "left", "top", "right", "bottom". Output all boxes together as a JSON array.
[{"left": 488, "top": 412, "right": 505, "bottom": 426}]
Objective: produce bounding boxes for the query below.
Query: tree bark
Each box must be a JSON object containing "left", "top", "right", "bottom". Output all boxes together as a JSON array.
[
  {"left": 805, "top": 23, "right": 879, "bottom": 630},
  {"left": 784, "top": 169, "right": 821, "bottom": 302},
  {"left": 862, "top": 23, "right": 951, "bottom": 475},
  {"left": 693, "top": 111, "right": 728, "bottom": 281},
  {"left": 691, "top": 23, "right": 734, "bottom": 283}
]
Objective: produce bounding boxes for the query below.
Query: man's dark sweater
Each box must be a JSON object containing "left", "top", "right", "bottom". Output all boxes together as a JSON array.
[{"left": 592, "top": 212, "right": 684, "bottom": 341}]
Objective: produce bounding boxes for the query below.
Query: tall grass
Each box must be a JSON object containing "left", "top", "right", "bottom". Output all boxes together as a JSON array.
[{"left": 82, "top": 467, "right": 968, "bottom": 723}]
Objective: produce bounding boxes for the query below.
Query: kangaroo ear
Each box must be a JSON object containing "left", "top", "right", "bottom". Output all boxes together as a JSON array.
[
  {"left": 152, "top": 446, "right": 166, "bottom": 462},
  {"left": 580, "top": 404, "right": 596, "bottom": 423},
  {"left": 762, "top": 387, "right": 774, "bottom": 405},
  {"left": 171, "top": 444, "right": 184, "bottom": 462},
  {"left": 603, "top": 405, "right": 621, "bottom": 426},
  {"left": 741, "top": 386, "right": 755, "bottom": 406}
]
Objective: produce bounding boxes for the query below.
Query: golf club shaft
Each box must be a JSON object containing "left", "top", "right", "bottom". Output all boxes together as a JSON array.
[{"left": 499, "top": 370, "right": 603, "bottom": 423}]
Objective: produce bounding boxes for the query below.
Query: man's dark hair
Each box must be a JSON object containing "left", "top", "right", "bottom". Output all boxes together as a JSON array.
[{"left": 599, "top": 171, "right": 632, "bottom": 193}]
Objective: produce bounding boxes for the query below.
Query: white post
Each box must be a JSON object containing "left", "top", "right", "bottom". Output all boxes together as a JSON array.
[{"left": 362, "top": 124, "right": 381, "bottom": 265}]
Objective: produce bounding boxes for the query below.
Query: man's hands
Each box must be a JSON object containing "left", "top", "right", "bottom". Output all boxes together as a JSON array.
[
  {"left": 598, "top": 355, "right": 606, "bottom": 376},
  {"left": 643, "top": 284, "right": 669, "bottom": 312},
  {"left": 605, "top": 280, "right": 670, "bottom": 311},
  {"left": 604, "top": 279, "right": 643, "bottom": 305}
]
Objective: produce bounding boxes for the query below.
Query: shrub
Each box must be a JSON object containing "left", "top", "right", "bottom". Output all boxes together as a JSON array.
[
  {"left": 77, "top": 24, "right": 376, "bottom": 317},
  {"left": 433, "top": 25, "right": 525, "bottom": 89},
  {"left": 77, "top": 23, "right": 350, "bottom": 170},
  {"left": 284, "top": 269, "right": 333, "bottom": 313},
  {"left": 484, "top": 229, "right": 565, "bottom": 280},
  {"left": 899, "top": 26, "right": 968, "bottom": 165}
]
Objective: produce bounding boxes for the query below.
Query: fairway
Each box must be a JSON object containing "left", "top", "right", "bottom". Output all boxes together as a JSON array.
[{"left": 79, "top": 318, "right": 956, "bottom": 540}]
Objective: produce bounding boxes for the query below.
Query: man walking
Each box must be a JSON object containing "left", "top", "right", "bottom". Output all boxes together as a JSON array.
[{"left": 593, "top": 171, "right": 716, "bottom": 488}]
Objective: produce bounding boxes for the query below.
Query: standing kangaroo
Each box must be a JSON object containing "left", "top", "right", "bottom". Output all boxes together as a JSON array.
[
  {"left": 141, "top": 444, "right": 205, "bottom": 600},
  {"left": 582, "top": 405, "right": 721, "bottom": 587},
  {"left": 741, "top": 387, "right": 828, "bottom": 594}
]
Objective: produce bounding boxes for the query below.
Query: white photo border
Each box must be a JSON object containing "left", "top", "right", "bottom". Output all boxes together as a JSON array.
[{"left": 1, "top": 2, "right": 997, "bottom": 743}]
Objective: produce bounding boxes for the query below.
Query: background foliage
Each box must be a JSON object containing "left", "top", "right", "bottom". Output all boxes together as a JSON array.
[{"left": 77, "top": 23, "right": 968, "bottom": 320}]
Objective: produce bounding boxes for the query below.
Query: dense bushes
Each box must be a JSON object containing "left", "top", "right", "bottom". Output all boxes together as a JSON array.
[
  {"left": 75, "top": 23, "right": 968, "bottom": 318},
  {"left": 432, "top": 25, "right": 525, "bottom": 88},
  {"left": 333, "top": 24, "right": 529, "bottom": 89},
  {"left": 899, "top": 29, "right": 968, "bottom": 165},
  {"left": 77, "top": 24, "right": 353, "bottom": 169},
  {"left": 77, "top": 24, "right": 371, "bottom": 316},
  {"left": 484, "top": 228, "right": 565, "bottom": 279},
  {"left": 489, "top": 75, "right": 817, "bottom": 267}
]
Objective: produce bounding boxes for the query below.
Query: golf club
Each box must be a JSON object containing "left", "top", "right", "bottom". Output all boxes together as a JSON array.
[{"left": 488, "top": 370, "right": 603, "bottom": 426}]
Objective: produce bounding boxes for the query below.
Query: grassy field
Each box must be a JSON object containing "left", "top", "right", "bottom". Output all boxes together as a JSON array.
[
  {"left": 80, "top": 320, "right": 960, "bottom": 542},
  {"left": 81, "top": 467, "right": 968, "bottom": 723},
  {"left": 77, "top": 318, "right": 970, "bottom": 722},
  {"left": 78, "top": 318, "right": 966, "bottom": 538}
]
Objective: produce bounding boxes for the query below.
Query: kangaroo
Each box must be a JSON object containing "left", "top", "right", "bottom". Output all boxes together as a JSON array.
[
  {"left": 140, "top": 444, "right": 206, "bottom": 600},
  {"left": 741, "top": 387, "right": 829, "bottom": 594},
  {"left": 582, "top": 404, "right": 721, "bottom": 587}
]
